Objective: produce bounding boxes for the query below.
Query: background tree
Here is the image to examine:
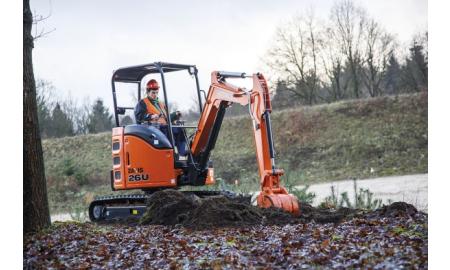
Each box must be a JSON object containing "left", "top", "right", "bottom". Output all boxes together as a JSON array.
[
  {"left": 24, "top": 0, "right": 51, "bottom": 233},
  {"left": 383, "top": 54, "right": 402, "bottom": 95},
  {"left": 48, "top": 103, "right": 74, "bottom": 137},
  {"left": 360, "top": 18, "right": 396, "bottom": 97},
  {"left": 264, "top": 11, "right": 324, "bottom": 105},
  {"left": 72, "top": 97, "right": 91, "bottom": 135},
  {"left": 119, "top": 115, "right": 134, "bottom": 126},
  {"left": 321, "top": 25, "right": 350, "bottom": 101},
  {"left": 330, "top": 0, "right": 367, "bottom": 99},
  {"left": 87, "top": 99, "right": 113, "bottom": 133},
  {"left": 263, "top": 0, "right": 423, "bottom": 104},
  {"left": 36, "top": 79, "right": 54, "bottom": 138},
  {"left": 401, "top": 32, "right": 428, "bottom": 92}
]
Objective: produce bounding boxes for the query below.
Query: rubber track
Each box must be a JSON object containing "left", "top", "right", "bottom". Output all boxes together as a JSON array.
[{"left": 88, "top": 190, "right": 252, "bottom": 222}]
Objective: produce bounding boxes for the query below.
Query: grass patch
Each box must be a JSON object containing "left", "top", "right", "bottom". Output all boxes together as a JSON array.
[
  {"left": 214, "top": 93, "right": 427, "bottom": 184},
  {"left": 42, "top": 93, "right": 427, "bottom": 214}
]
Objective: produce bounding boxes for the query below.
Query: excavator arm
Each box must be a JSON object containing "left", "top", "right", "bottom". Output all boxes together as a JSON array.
[{"left": 190, "top": 71, "right": 300, "bottom": 215}]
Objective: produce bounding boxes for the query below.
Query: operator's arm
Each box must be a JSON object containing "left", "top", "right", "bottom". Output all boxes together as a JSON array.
[{"left": 134, "top": 100, "right": 150, "bottom": 124}]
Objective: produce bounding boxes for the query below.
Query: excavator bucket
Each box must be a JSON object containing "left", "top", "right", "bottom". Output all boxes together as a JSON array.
[{"left": 257, "top": 189, "right": 300, "bottom": 216}]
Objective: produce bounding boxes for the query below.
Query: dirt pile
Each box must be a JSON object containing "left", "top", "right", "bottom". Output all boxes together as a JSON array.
[
  {"left": 183, "top": 196, "right": 263, "bottom": 229},
  {"left": 139, "top": 190, "right": 421, "bottom": 229},
  {"left": 299, "top": 203, "right": 360, "bottom": 224},
  {"left": 139, "top": 190, "right": 200, "bottom": 225},
  {"left": 140, "top": 190, "right": 264, "bottom": 229},
  {"left": 365, "top": 201, "right": 418, "bottom": 219}
]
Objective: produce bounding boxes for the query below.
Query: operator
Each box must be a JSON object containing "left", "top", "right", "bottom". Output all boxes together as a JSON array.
[{"left": 134, "top": 79, "right": 188, "bottom": 158}]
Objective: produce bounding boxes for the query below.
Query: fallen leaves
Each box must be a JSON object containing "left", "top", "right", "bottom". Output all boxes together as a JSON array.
[{"left": 24, "top": 209, "right": 427, "bottom": 269}]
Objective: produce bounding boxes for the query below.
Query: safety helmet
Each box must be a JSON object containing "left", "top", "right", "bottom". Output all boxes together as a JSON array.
[{"left": 146, "top": 79, "right": 159, "bottom": 90}]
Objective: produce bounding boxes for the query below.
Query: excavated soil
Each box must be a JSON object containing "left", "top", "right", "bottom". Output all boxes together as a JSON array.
[
  {"left": 139, "top": 190, "right": 200, "bottom": 226},
  {"left": 139, "top": 190, "right": 420, "bottom": 229}
]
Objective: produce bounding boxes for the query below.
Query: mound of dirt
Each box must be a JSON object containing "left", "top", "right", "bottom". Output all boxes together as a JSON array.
[
  {"left": 139, "top": 191, "right": 420, "bottom": 229},
  {"left": 366, "top": 201, "right": 418, "bottom": 219},
  {"left": 140, "top": 190, "right": 264, "bottom": 229},
  {"left": 299, "top": 204, "right": 360, "bottom": 224},
  {"left": 183, "top": 196, "right": 263, "bottom": 229},
  {"left": 139, "top": 190, "right": 200, "bottom": 225}
]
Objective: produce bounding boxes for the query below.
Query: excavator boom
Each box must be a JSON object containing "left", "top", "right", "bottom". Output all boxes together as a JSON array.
[{"left": 190, "top": 71, "right": 300, "bottom": 215}]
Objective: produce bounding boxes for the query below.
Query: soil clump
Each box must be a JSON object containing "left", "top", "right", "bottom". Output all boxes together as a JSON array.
[
  {"left": 139, "top": 190, "right": 200, "bottom": 225},
  {"left": 139, "top": 190, "right": 421, "bottom": 229},
  {"left": 365, "top": 201, "right": 418, "bottom": 219}
]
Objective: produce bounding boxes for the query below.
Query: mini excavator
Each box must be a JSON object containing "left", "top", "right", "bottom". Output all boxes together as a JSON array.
[{"left": 89, "top": 62, "right": 299, "bottom": 221}]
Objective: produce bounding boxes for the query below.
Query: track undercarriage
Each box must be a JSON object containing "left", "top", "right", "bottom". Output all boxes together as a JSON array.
[{"left": 88, "top": 190, "right": 252, "bottom": 222}]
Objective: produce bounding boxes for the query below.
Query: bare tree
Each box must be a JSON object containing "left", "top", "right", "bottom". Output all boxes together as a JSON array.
[
  {"left": 31, "top": 2, "right": 55, "bottom": 41},
  {"left": 360, "top": 18, "right": 396, "bottom": 97},
  {"left": 330, "top": 0, "right": 367, "bottom": 98},
  {"left": 36, "top": 79, "right": 56, "bottom": 107},
  {"left": 321, "top": 26, "right": 350, "bottom": 101},
  {"left": 36, "top": 79, "right": 56, "bottom": 137},
  {"left": 264, "top": 10, "right": 324, "bottom": 105},
  {"left": 74, "top": 97, "right": 92, "bottom": 134},
  {"left": 60, "top": 91, "right": 79, "bottom": 132},
  {"left": 24, "top": 0, "right": 51, "bottom": 234}
]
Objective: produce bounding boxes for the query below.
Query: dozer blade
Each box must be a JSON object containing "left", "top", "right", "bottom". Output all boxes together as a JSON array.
[{"left": 257, "top": 191, "right": 300, "bottom": 216}]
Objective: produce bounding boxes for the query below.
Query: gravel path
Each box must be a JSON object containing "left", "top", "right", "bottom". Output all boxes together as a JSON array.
[{"left": 302, "top": 174, "right": 428, "bottom": 212}]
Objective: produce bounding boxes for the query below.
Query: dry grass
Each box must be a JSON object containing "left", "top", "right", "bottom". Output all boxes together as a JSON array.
[{"left": 42, "top": 93, "right": 428, "bottom": 213}]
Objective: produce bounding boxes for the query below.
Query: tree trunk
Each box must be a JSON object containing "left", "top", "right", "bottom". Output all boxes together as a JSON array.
[{"left": 23, "top": 0, "right": 51, "bottom": 234}]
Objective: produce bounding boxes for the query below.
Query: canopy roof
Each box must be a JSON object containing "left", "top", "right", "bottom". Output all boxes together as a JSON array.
[{"left": 112, "top": 62, "right": 197, "bottom": 82}]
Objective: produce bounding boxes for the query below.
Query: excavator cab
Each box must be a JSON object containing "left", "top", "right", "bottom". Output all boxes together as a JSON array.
[{"left": 110, "top": 62, "right": 215, "bottom": 193}]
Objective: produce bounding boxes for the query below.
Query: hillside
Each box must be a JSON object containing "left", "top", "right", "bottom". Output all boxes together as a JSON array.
[
  {"left": 42, "top": 93, "right": 427, "bottom": 213},
  {"left": 214, "top": 93, "right": 427, "bottom": 185}
]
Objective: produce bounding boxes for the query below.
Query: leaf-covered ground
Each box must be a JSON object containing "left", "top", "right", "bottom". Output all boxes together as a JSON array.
[{"left": 24, "top": 209, "right": 427, "bottom": 269}]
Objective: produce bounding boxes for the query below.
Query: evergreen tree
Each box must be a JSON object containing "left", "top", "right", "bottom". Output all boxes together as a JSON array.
[
  {"left": 402, "top": 37, "right": 428, "bottom": 92},
  {"left": 49, "top": 103, "right": 74, "bottom": 138},
  {"left": 272, "top": 81, "right": 299, "bottom": 109},
  {"left": 87, "top": 99, "right": 113, "bottom": 133},
  {"left": 36, "top": 91, "right": 52, "bottom": 138},
  {"left": 383, "top": 54, "right": 401, "bottom": 95},
  {"left": 120, "top": 115, "right": 133, "bottom": 126}
]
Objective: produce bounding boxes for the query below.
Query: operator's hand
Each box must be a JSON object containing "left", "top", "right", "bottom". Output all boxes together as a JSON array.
[{"left": 143, "top": 113, "right": 159, "bottom": 121}]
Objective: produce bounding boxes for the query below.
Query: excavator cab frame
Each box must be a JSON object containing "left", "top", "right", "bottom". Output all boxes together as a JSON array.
[{"left": 111, "top": 62, "right": 204, "bottom": 154}]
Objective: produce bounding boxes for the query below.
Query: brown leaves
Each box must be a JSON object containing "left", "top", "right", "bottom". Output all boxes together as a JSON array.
[
  {"left": 321, "top": 239, "right": 330, "bottom": 249},
  {"left": 23, "top": 211, "right": 428, "bottom": 269},
  {"left": 313, "top": 228, "right": 321, "bottom": 239}
]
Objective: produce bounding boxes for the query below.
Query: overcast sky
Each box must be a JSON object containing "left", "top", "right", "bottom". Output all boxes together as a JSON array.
[{"left": 31, "top": 0, "right": 427, "bottom": 112}]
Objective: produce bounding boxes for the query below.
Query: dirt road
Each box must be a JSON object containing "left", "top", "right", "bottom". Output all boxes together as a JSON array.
[{"left": 303, "top": 174, "right": 428, "bottom": 211}]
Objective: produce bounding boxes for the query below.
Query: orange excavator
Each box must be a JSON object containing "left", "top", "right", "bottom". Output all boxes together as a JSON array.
[{"left": 89, "top": 62, "right": 299, "bottom": 221}]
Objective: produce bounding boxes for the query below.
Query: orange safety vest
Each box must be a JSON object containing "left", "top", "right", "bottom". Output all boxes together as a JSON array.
[{"left": 143, "top": 97, "right": 168, "bottom": 125}]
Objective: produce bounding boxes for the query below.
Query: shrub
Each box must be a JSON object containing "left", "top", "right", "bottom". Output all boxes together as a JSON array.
[
  {"left": 320, "top": 179, "right": 383, "bottom": 210},
  {"left": 60, "top": 158, "right": 88, "bottom": 186},
  {"left": 62, "top": 158, "right": 76, "bottom": 176},
  {"left": 282, "top": 167, "right": 316, "bottom": 204}
]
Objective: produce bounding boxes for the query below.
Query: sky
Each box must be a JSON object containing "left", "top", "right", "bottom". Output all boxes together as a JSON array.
[{"left": 30, "top": 0, "right": 428, "bottom": 112}]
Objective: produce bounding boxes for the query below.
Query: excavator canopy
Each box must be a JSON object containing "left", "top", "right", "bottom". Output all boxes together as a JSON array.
[{"left": 113, "top": 62, "right": 198, "bottom": 83}]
